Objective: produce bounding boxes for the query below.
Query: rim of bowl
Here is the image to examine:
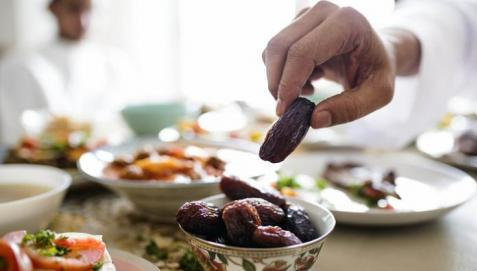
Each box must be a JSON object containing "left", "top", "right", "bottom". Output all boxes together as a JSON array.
[
  {"left": 78, "top": 138, "right": 275, "bottom": 188},
  {"left": 0, "top": 164, "right": 71, "bottom": 206},
  {"left": 178, "top": 194, "right": 336, "bottom": 257}
]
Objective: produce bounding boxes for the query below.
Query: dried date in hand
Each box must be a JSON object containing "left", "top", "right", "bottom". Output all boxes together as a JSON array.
[
  {"left": 259, "top": 97, "right": 315, "bottom": 163},
  {"left": 224, "top": 198, "right": 285, "bottom": 226},
  {"left": 252, "top": 226, "right": 302, "bottom": 248},
  {"left": 176, "top": 201, "right": 223, "bottom": 236},
  {"left": 284, "top": 204, "right": 319, "bottom": 242},
  {"left": 220, "top": 176, "right": 286, "bottom": 207},
  {"left": 222, "top": 201, "right": 262, "bottom": 246}
]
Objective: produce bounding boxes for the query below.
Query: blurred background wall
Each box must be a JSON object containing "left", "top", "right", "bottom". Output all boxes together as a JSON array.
[{"left": 0, "top": 0, "right": 394, "bottom": 108}]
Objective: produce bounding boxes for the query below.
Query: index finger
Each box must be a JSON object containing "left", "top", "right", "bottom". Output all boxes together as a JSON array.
[{"left": 263, "top": 1, "right": 339, "bottom": 99}]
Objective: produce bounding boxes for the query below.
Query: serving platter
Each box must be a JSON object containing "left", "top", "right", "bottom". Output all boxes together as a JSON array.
[
  {"left": 78, "top": 137, "right": 279, "bottom": 222},
  {"left": 280, "top": 151, "right": 477, "bottom": 226},
  {"left": 79, "top": 137, "right": 278, "bottom": 184}
]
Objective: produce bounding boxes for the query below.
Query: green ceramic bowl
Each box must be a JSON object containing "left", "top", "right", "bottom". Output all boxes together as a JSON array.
[{"left": 121, "top": 102, "right": 192, "bottom": 135}]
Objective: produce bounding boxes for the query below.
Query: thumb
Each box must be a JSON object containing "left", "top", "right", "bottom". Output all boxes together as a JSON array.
[{"left": 310, "top": 79, "right": 393, "bottom": 128}]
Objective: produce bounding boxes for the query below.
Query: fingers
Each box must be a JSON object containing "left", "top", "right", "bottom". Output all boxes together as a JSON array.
[
  {"left": 276, "top": 55, "right": 315, "bottom": 115},
  {"left": 264, "top": 1, "right": 339, "bottom": 99},
  {"left": 296, "top": 7, "right": 369, "bottom": 67},
  {"left": 295, "top": 7, "right": 310, "bottom": 19},
  {"left": 311, "top": 71, "right": 394, "bottom": 128},
  {"left": 274, "top": 7, "right": 364, "bottom": 115}
]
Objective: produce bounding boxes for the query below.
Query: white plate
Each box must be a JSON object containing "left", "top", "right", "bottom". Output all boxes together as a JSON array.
[
  {"left": 79, "top": 137, "right": 278, "bottom": 183},
  {"left": 281, "top": 151, "right": 477, "bottom": 226},
  {"left": 110, "top": 249, "right": 159, "bottom": 271},
  {"left": 78, "top": 138, "right": 279, "bottom": 222},
  {"left": 416, "top": 129, "right": 477, "bottom": 170}
]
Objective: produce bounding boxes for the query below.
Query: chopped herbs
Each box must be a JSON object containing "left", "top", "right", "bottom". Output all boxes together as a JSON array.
[
  {"left": 316, "top": 178, "right": 329, "bottom": 190},
  {"left": 92, "top": 261, "right": 104, "bottom": 271},
  {"left": 0, "top": 256, "right": 6, "bottom": 270},
  {"left": 22, "top": 230, "right": 71, "bottom": 257},
  {"left": 22, "top": 229, "right": 55, "bottom": 247},
  {"left": 179, "top": 250, "right": 203, "bottom": 271},
  {"left": 145, "top": 240, "right": 168, "bottom": 260},
  {"left": 276, "top": 174, "right": 301, "bottom": 190}
]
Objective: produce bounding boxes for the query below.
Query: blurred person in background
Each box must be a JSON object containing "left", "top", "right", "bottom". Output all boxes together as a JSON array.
[
  {"left": 263, "top": 0, "right": 477, "bottom": 149},
  {"left": 0, "top": 0, "right": 132, "bottom": 145}
]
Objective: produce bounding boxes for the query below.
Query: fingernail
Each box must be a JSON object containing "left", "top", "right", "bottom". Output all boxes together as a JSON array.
[
  {"left": 312, "top": 110, "right": 332, "bottom": 128},
  {"left": 276, "top": 99, "right": 286, "bottom": 116}
]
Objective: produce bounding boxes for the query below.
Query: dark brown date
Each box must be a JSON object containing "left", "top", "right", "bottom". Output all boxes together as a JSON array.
[
  {"left": 223, "top": 198, "right": 285, "bottom": 226},
  {"left": 220, "top": 176, "right": 286, "bottom": 207},
  {"left": 284, "top": 204, "right": 319, "bottom": 242},
  {"left": 222, "top": 201, "right": 262, "bottom": 246},
  {"left": 259, "top": 97, "right": 315, "bottom": 163},
  {"left": 176, "top": 201, "right": 223, "bottom": 236},
  {"left": 252, "top": 226, "right": 302, "bottom": 247}
]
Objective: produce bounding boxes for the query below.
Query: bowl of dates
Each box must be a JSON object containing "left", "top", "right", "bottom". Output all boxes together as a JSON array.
[{"left": 176, "top": 176, "right": 335, "bottom": 271}]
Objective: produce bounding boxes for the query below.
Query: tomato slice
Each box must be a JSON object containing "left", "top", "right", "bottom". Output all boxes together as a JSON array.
[
  {"left": 0, "top": 240, "right": 33, "bottom": 271},
  {"left": 25, "top": 236, "right": 105, "bottom": 271}
]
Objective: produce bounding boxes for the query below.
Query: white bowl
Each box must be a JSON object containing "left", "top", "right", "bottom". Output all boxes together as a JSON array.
[
  {"left": 0, "top": 164, "right": 71, "bottom": 234},
  {"left": 180, "top": 194, "right": 336, "bottom": 271},
  {"left": 78, "top": 138, "right": 278, "bottom": 223}
]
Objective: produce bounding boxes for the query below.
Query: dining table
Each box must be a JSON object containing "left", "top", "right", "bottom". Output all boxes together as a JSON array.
[{"left": 1, "top": 144, "right": 476, "bottom": 271}]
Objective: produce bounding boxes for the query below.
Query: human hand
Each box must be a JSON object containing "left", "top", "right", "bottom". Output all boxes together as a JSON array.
[{"left": 263, "top": 1, "right": 395, "bottom": 128}]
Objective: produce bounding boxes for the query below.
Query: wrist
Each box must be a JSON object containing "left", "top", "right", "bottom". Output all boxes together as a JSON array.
[{"left": 379, "top": 28, "right": 421, "bottom": 76}]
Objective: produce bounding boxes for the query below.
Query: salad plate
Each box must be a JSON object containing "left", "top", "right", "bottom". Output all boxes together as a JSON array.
[{"left": 279, "top": 151, "right": 477, "bottom": 226}]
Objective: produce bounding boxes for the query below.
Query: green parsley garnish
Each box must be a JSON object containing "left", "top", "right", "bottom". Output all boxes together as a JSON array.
[
  {"left": 145, "top": 240, "right": 168, "bottom": 260},
  {"left": 316, "top": 178, "right": 329, "bottom": 190},
  {"left": 276, "top": 174, "right": 301, "bottom": 190},
  {"left": 92, "top": 261, "right": 104, "bottom": 271},
  {"left": 179, "top": 250, "right": 203, "bottom": 271},
  {"left": 0, "top": 256, "right": 7, "bottom": 270},
  {"left": 22, "top": 230, "right": 71, "bottom": 257}
]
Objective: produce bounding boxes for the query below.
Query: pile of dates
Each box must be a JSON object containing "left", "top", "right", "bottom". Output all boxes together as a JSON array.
[{"left": 177, "top": 175, "right": 319, "bottom": 248}]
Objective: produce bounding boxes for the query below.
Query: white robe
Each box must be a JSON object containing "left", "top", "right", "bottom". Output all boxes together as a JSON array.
[
  {"left": 0, "top": 39, "right": 132, "bottom": 145},
  {"left": 344, "top": 0, "right": 477, "bottom": 149}
]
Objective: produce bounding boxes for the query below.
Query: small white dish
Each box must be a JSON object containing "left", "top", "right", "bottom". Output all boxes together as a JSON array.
[
  {"left": 416, "top": 129, "right": 477, "bottom": 170},
  {"left": 110, "top": 249, "right": 159, "bottom": 271},
  {"left": 281, "top": 151, "right": 477, "bottom": 226},
  {"left": 0, "top": 164, "right": 71, "bottom": 234},
  {"left": 78, "top": 138, "right": 278, "bottom": 222}
]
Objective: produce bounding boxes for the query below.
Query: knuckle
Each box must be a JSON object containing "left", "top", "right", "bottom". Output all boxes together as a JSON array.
[
  {"left": 266, "top": 36, "right": 289, "bottom": 55},
  {"left": 338, "top": 6, "right": 359, "bottom": 17},
  {"left": 338, "top": 7, "right": 368, "bottom": 27},
  {"left": 314, "top": 0, "right": 338, "bottom": 10},
  {"left": 287, "top": 42, "right": 311, "bottom": 60}
]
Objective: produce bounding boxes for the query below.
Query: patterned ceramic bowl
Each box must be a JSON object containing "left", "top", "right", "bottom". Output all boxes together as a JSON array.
[{"left": 179, "top": 194, "right": 336, "bottom": 271}]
